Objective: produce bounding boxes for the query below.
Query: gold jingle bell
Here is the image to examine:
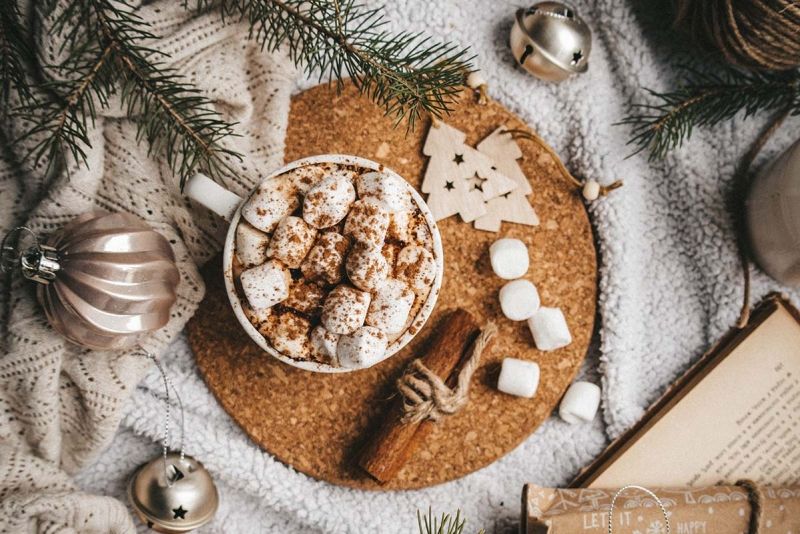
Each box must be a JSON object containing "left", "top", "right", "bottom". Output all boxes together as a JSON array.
[
  {"left": 128, "top": 453, "right": 219, "bottom": 533},
  {"left": 510, "top": 2, "right": 592, "bottom": 82}
]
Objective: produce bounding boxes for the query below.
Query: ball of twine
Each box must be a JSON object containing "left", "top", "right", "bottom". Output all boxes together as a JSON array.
[{"left": 673, "top": 0, "right": 800, "bottom": 71}]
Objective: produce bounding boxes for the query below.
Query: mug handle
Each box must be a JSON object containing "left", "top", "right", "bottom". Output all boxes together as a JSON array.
[{"left": 185, "top": 173, "right": 244, "bottom": 221}]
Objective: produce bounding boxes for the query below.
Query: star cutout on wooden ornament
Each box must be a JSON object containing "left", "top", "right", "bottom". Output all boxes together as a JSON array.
[
  {"left": 473, "top": 183, "right": 484, "bottom": 192},
  {"left": 172, "top": 506, "right": 188, "bottom": 519},
  {"left": 444, "top": 181, "right": 455, "bottom": 191},
  {"left": 572, "top": 50, "right": 583, "bottom": 64},
  {"left": 453, "top": 153, "right": 464, "bottom": 164}
]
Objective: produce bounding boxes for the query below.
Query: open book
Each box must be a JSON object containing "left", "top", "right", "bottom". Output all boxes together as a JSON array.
[{"left": 573, "top": 294, "right": 800, "bottom": 488}]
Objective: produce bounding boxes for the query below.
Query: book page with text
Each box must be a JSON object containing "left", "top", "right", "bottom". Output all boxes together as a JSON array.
[{"left": 590, "top": 305, "right": 800, "bottom": 488}]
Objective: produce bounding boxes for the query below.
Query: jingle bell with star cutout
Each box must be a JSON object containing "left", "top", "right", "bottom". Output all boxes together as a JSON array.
[
  {"left": 510, "top": 2, "right": 592, "bottom": 82},
  {"left": 128, "top": 453, "right": 219, "bottom": 533}
]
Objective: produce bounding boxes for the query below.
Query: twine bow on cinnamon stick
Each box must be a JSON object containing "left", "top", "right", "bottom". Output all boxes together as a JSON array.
[
  {"left": 358, "top": 309, "right": 491, "bottom": 483},
  {"left": 397, "top": 322, "right": 497, "bottom": 425}
]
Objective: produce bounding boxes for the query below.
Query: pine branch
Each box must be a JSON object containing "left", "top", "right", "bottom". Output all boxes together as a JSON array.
[
  {"left": 16, "top": 0, "right": 240, "bottom": 188},
  {"left": 202, "top": 0, "right": 473, "bottom": 129},
  {"left": 417, "top": 508, "right": 485, "bottom": 534},
  {"left": 620, "top": 66, "right": 800, "bottom": 160},
  {"left": 6, "top": 0, "right": 472, "bottom": 188},
  {"left": 0, "top": 0, "right": 37, "bottom": 107}
]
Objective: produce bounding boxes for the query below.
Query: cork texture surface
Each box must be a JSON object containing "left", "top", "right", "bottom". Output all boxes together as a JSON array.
[{"left": 187, "top": 82, "right": 597, "bottom": 490}]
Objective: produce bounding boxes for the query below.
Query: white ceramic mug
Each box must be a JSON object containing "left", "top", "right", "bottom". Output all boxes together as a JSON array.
[{"left": 186, "top": 154, "right": 445, "bottom": 373}]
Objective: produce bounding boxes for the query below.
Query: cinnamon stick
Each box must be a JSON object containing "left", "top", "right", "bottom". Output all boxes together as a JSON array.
[{"left": 358, "top": 308, "right": 480, "bottom": 483}]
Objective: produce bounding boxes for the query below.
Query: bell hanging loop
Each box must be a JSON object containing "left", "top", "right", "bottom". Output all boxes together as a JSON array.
[
  {"left": 128, "top": 350, "right": 218, "bottom": 533},
  {"left": 1, "top": 226, "right": 61, "bottom": 284}
]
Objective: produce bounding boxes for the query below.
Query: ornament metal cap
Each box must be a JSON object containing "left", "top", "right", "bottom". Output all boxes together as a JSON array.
[
  {"left": 1, "top": 212, "right": 181, "bottom": 351},
  {"left": 128, "top": 453, "right": 219, "bottom": 533},
  {"left": 510, "top": 2, "right": 592, "bottom": 82},
  {"left": 1, "top": 227, "right": 60, "bottom": 284}
]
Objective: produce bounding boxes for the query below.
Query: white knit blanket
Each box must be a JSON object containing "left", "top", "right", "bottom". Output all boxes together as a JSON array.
[{"left": 4, "top": 0, "right": 799, "bottom": 533}]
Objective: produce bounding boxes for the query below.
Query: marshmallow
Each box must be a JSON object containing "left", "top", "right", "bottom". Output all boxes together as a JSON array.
[
  {"left": 489, "top": 238, "right": 529, "bottom": 280},
  {"left": 235, "top": 221, "right": 269, "bottom": 268},
  {"left": 300, "top": 231, "right": 350, "bottom": 285},
  {"left": 527, "top": 307, "right": 572, "bottom": 351},
  {"left": 239, "top": 260, "right": 290, "bottom": 310},
  {"left": 321, "top": 284, "right": 371, "bottom": 334},
  {"left": 559, "top": 381, "right": 601, "bottom": 424},
  {"left": 302, "top": 173, "right": 356, "bottom": 228},
  {"left": 498, "top": 279, "right": 540, "bottom": 321},
  {"left": 386, "top": 210, "right": 412, "bottom": 243},
  {"left": 412, "top": 219, "right": 433, "bottom": 249},
  {"left": 265, "top": 216, "right": 317, "bottom": 268},
  {"left": 242, "top": 303, "right": 271, "bottom": 326},
  {"left": 345, "top": 243, "right": 390, "bottom": 292},
  {"left": 309, "top": 325, "right": 339, "bottom": 363},
  {"left": 497, "top": 358, "right": 540, "bottom": 398},
  {"left": 395, "top": 245, "right": 437, "bottom": 295},
  {"left": 366, "top": 278, "right": 415, "bottom": 334},
  {"left": 343, "top": 199, "right": 390, "bottom": 246},
  {"left": 241, "top": 179, "right": 299, "bottom": 233},
  {"left": 265, "top": 311, "right": 311, "bottom": 360},
  {"left": 284, "top": 279, "right": 326, "bottom": 316},
  {"left": 337, "top": 326, "right": 388, "bottom": 369},
  {"left": 284, "top": 164, "right": 329, "bottom": 193},
  {"left": 355, "top": 172, "right": 412, "bottom": 213},
  {"left": 380, "top": 243, "right": 399, "bottom": 268}
]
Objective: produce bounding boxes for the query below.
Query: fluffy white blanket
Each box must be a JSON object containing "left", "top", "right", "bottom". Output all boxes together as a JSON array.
[{"left": 4, "top": 0, "right": 799, "bottom": 532}]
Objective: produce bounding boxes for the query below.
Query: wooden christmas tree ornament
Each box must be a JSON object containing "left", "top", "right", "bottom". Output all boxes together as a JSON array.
[
  {"left": 422, "top": 121, "right": 517, "bottom": 223},
  {"left": 474, "top": 126, "right": 540, "bottom": 232}
]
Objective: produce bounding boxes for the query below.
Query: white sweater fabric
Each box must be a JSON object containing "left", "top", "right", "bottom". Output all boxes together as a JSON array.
[{"left": 3, "top": 0, "right": 799, "bottom": 533}]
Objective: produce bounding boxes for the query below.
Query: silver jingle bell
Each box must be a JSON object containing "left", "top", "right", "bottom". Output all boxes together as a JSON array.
[
  {"left": 128, "top": 453, "right": 219, "bottom": 533},
  {"left": 510, "top": 2, "right": 592, "bottom": 82}
]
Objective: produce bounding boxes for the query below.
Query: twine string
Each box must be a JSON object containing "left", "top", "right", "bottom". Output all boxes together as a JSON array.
[
  {"left": 731, "top": 107, "right": 791, "bottom": 328},
  {"left": 673, "top": 0, "right": 800, "bottom": 71},
  {"left": 398, "top": 323, "right": 497, "bottom": 425},
  {"left": 736, "top": 479, "right": 764, "bottom": 534},
  {"left": 606, "top": 482, "right": 763, "bottom": 533},
  {"left": 504, "top": 129, "right": 623, "bottom": 197}
]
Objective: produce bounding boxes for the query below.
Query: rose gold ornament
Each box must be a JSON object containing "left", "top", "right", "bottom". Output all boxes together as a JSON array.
[{"left": 1, "top": 212, "right": 179, "bottom": 350}]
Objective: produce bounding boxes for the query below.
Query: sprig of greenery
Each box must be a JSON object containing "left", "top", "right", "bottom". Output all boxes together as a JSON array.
[
  {"left": 201, "top": 0, "right": 473, "bottom": 129},
  {"left": 417, "top": 508, "right": 485, "bottom": 534},
  {"left": 0, "top": 0, "right": 36, "bottom": 107},
  {"left": 15, "top": 0, "right": 240, "bottom": 188},
  {"left": 620, "top": 66, "right": 800, "bottom": 160},
  {"left": 4, "top": 0, "right": 472, "bottom": 188}
]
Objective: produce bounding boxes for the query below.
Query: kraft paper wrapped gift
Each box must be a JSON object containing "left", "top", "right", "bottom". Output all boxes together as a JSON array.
[{"left": 521, "top": 484, "right": 800, "bottom": 533}]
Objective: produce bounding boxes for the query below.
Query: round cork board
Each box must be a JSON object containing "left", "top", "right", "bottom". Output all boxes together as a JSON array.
[{"left": 187, "top": 82, "right": 597, "bottom": 490}]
